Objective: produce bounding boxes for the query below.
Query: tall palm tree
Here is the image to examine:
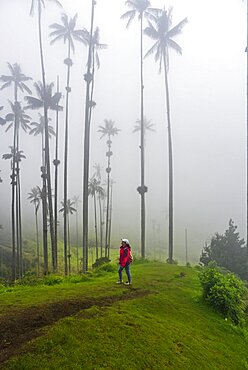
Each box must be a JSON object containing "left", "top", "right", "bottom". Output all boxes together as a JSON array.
[
  {"left": 144, "top": 8, "right": 187, "bottom": 263},
  {"left": 121, "top": 0, "right": 157, "bottom": 258},
  {"left": 59, "top": 199, "right": 77, "bottom": 274},
  {"left": 50, "top": 13, "right": 85, "bottom": 275},
  {"left": 29, "top": 0, "right": 62, "bottom": 273},
  {"left": 88, "top": 177, "right": 104, "bottom": 261},
  {"left": 98, "top": 119, "right": 120, "bottom": 258},
  {"left": 25, "top": 80, "right": 62, "bottom": 272},
  {"left": 0, "top": 63, "right": 32, "bottom": 280},
  {"left": 82, "top": 0, "right": 97, "bottom": 273},
  {"left": 27, "top": 186, "right": 41, "bottom": 276}
]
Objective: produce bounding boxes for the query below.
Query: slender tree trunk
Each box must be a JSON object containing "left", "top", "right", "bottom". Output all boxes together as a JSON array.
[
  {"left": 17, "top": 166, "right": 23, "bottom": 277},
  {"left": 54, "top": 76, "right": 60, "bottom": 271},
  {"left": 41, "top": 167, "right": 48, "bottom": 274},
  {"left": 63, "top": 42, "right": 72, "bottom": 276},
  {"left": 11, "top": 155, "right": 16, "bottom": 281},
  {"left": 107, "top": 181, "right": 113, "bottom": 258},
  {"left": 93, "top": 192, "right": 98, "bottom": 260},
  {"left": 98, "top": 196, "right": 103, "bottom": 258},
  {"left": 82, "top": 0, "right": 95, "bottom": 272},
  {"left": 38, "top": 4, "right": 55, "bottom": 273},
  {"left": 35, "top": 207, "right": 40, "bottom": 276},
  {"left": 105, "top": 134, "right": 111, "bottom": 258},
  {"left": 15, "top": 169, "right": 20, "bottom": 278},
  {"left": 67, "top": 215, "right": 71, "bottom": 275},
  {"left": 75, "top": 201, "right": 79, "bottom": 272},
  {"left": 163, "top": 50, "right": 174, "bottom": 263},
  {"left": 140, "top": 15, "right": 146, "bottom": 259}
]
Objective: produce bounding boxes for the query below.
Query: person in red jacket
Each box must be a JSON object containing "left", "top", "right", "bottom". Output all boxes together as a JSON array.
[{"left": 116, "top": 238, "right": 132, "bottom": 285}]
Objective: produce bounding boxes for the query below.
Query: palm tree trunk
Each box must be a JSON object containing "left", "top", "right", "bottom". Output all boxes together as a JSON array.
[
  {"left": 63, "top": 42, "right": 71, "bottom": 276},
  {"left": 35, "top": 207, "right": 40, "bottom": 276},
  {"left": 54, "top": 76, "right": 60, "bottom": 271},
  {"left": 17, "top": 167, "right": 23, "bottom": 277},
  {"left": 93, "top": 192, "right": 98, "bottom": 260},
  {"left": 140, "top": 15, "right": 146, "bottom": 259},
  {"left": 163, "top": 50, "right": 174, "bottom": 263},
  {"left": 15, "top": 169, "right": 20, "bottom": 278},
  {"left": 98, "top": 196, "right": 103, "bottom": 258},
  {"left": 68, "top": 216, "right": 71, "bottom": 275},
  {"left": 41, "top": 167, "right": 48, "bottom": 274},
  {"left": 82, "top": 0, "right": 95, "bottom": 272},
  {"left": 107, "top": 181, "right": 113, "bottom": 257},
  {"left": 38, "top": 2, "right": 55, "bottom": 273},
  {"left": 105, "top": 134, "right": 111, "bottom": 258}
]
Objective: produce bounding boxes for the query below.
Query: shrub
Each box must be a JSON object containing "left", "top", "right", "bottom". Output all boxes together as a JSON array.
[
  {"left": 199, "top": 264, "right": 247, "bottom": 325},
  {"left": 42, "top": 275, "right": 63, "bottom": 286},
  {"left": 94, "top": 263, "right": 116, "bottom": 274},
  {"left": 92, "top": 257, "right": 111, "bottom": 268}
]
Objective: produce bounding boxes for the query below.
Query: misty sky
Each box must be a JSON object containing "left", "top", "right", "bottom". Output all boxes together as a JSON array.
[{"left": 0, "top": 0, "right": 246, "bottom": 263}]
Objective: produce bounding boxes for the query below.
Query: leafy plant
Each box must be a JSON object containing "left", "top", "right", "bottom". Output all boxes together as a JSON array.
[{"left": 199, "top": 264, "right": 247, "bottom": 325}]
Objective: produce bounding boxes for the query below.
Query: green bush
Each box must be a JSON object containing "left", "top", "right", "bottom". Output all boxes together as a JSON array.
[
  {"left": 92, "top": 257, "right": 111, "bottom": 268},
  {"left": 42, "top": 275, "right": 63, "bottom": 286},
  {"left": 94, "top": 263, "right": 116, "bottom": 274},
  {"left": 199, "top": 264, "right": 247, "bottom": 325}
]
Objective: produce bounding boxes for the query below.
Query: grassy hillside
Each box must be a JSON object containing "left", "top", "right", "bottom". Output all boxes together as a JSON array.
[{"left": 0, "top": 261, "right": 247, "bottom": 369}]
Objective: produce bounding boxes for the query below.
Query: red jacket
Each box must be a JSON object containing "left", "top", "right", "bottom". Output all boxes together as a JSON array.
[{"left": 119, "top": 245, "right": 131, "bottom": 267}]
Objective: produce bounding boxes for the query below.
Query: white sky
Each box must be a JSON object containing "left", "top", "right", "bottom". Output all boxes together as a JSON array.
[{"left": 0, "top": 0, "right": 246, "bottom": 263}]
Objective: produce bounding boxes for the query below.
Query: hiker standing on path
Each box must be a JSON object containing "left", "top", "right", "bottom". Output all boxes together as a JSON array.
[{"left": 116, "top": 238, "right": 133, "bottom": 285}]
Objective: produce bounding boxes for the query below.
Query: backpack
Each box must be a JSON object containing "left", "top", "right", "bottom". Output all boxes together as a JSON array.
[{"left": 129, "top": 251, "right": 133, "bottom": 263}]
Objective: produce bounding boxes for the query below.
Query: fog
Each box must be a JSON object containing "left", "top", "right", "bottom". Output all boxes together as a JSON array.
[{"left": 0, "top": 0, "right": 246, "bottom": 263}]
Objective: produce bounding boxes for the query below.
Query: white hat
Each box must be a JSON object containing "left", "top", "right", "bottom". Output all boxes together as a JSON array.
[{"left": 121, "top": 238, "right": 130, "bottom": 245}]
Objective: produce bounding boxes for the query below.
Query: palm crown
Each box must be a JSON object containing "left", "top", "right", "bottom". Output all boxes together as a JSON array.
[
  {"left": 24, "top": 81, "right": 63, "bottom": 111},
  {"left": 5, "top": 101, "right": 31, "bottom": 133},
  {"left": 49, "top": 13, "right": 86, "bottom": 54},
  {"left": 98, "top": 119, "right": 120, "bottom": 139},
  {"left": 59, "top": 199, "right": 77, "bottom": 215},
  {"left": 29, "top": 0, "right": 62, "bottom": 16},
  {"left": 121, "top": 0, "right": 155, "bottom": 27},
  {"left": 82, "top": 27, "right": 107, "bottom": 69},
  {"left": 29, "top": 113, "right": 55, "bottom": 138},
  {"left": 0, "top": 63, "right": 32, "bottom": 96},
  {"left": 144, "top": 8, "right": 188, "bottom": 71}
]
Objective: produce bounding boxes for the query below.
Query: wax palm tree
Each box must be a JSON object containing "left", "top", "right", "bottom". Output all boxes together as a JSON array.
[
  {"left": 82, "top": 0, "right": 97, "bottom": 273},
  {"left": 0, "top": 63, "right": 32, "bottom": 280},
  {"left": 121, "top": 0, "right": 158, "bottom": 258},
  {"left": 29, "top": 0, "right": 62, "bottom": 273},
  {"left": 50, "top": 13, "right": 85, "bottom": 275},
  {"left": 27, "top": 186, "right": 41, "bottom": 276},
  {"left": 133, "top": 116, "right": 155, "bottom": 135},
  {"left": 59, "top": 199, "right": 77, "bottom": 274},
  {"left": 0, "top": 106, "right": 5, "bottom": 126},
  {"left": 25, "top": 80, "right": 62, "bottom": 272},
  {"left": 98, "top": 119, "right": 120, "bottom": 258},
  {"left": 144, "top": 8, "right": 187, "bottom": 263}
]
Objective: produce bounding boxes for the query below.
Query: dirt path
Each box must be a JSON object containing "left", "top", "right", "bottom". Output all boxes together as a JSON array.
[{"left": 0, "top": 287, "right": 150, "bottom": 366}]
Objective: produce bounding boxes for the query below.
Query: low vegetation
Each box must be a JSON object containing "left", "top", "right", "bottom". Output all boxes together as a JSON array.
[{"left": 0, "top": 261, "right": 247, "bottom": 369}]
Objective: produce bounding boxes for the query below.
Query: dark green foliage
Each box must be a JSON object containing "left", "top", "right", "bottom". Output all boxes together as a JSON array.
[
  {"left": 92, "top": 257, "right": 111, "bottom": 268},
  {"left": 94, "top": 263, "right": 116, "bottom": 273},
  {"left": 199, "top": 264, "right": 247, "bottom": 325},
  {"left": 200, "top": 219, "right": 247, "bottom": 280}
]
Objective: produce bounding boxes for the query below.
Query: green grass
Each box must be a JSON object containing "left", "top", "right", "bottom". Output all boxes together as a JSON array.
[{"left": 1, "top": 262, "right": 248, "bottom": 370}]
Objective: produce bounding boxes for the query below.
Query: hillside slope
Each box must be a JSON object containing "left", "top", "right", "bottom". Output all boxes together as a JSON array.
[{"left": 0, "top": 262, "right": 247, "bottom": 369}]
